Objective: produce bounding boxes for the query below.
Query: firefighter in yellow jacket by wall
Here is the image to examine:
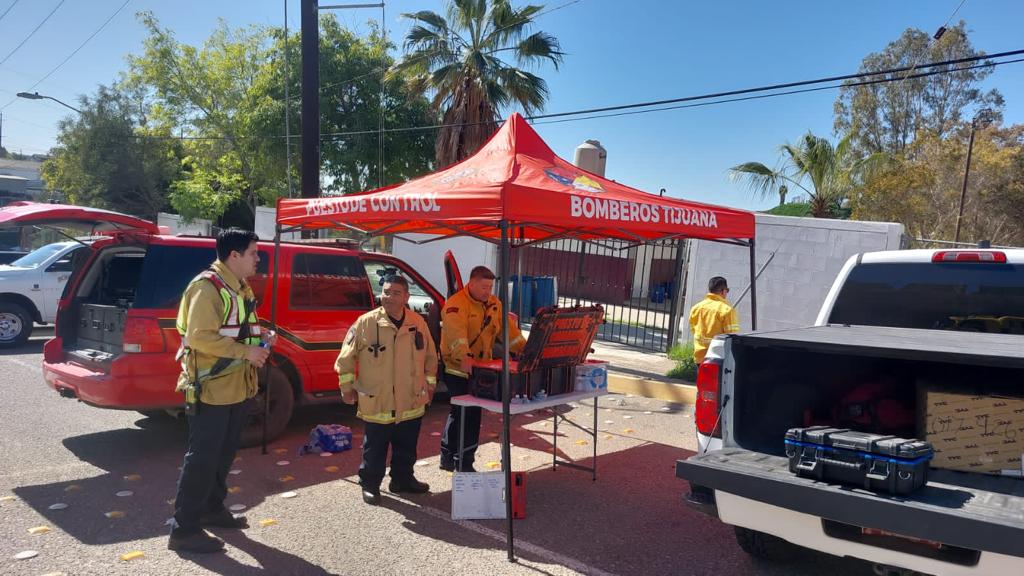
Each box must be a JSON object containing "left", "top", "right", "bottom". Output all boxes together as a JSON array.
[
  {"left": 439, "top": 266, "right": 526, "bottom": 472},
  {"left": 689, "top": 276, "right": 740, "bottom": 364},
  {"left": 335, "top": 275, "right": 439, "bottom": 505}
]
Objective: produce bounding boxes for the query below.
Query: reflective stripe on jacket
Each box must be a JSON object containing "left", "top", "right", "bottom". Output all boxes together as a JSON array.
[
  {"left": 175, "top": 261, "right": 260, "bottom": 405},
  {"left": 440, "top": 288, "right": 526, "bottom": 377},
  {"left": 689, "top": 293, "right": 740, "bottom": 363},
  {"left": 335, "top": 307, "right": 439, "bottom": 424}
]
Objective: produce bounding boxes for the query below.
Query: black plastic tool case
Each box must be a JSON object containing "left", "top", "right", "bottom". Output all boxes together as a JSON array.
[{"left": 785, "top": 426, "right": 933, "bottom": 495}]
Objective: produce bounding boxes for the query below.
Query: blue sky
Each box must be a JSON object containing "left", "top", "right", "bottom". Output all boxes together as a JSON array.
[{"left": 1, "top": 0, "right": 1022, "bottom": 211}]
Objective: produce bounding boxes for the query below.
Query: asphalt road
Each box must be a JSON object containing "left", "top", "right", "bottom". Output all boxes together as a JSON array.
[{"left": 0, "top": 330, "right": 876, "bottom": 576}]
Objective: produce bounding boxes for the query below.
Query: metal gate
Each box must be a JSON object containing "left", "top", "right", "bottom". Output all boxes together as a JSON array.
[{"left": 511, "top": 238, "right": 687, "bottom": 352}]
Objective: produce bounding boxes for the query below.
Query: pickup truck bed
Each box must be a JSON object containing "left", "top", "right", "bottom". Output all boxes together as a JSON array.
[
  {"left": 678, "top": 449, "right": 1024, "bottom": 559},
  {"left": 737, "top": 324, "right": 1024, "bottom": 369}
]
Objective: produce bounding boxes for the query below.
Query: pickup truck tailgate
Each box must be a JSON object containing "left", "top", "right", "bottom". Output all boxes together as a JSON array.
[{"left": 677, "top": 449, "right": 1024, "bottom": 558}]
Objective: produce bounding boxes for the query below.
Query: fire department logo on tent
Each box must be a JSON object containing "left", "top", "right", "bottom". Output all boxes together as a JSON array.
[{"left": 544, "top": 168, "right": 604, "bottom": 193}]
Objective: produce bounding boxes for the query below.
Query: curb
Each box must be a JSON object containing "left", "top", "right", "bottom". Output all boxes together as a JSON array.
[{"left": 607, "top": 373, "right": 696, "bottom": 405}]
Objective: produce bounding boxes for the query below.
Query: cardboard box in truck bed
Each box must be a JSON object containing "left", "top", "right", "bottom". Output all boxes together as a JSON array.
[{"left": 922, "top": 390, "right": 1024, "bottom": 476}]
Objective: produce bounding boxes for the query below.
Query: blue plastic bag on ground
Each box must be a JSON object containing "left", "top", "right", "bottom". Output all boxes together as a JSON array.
[{"left": 299, "top": 424, "right": 353, "bottom": 455}]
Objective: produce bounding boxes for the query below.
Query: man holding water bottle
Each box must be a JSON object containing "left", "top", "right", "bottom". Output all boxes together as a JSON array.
[{"left": 169, "top": 228, "right": 275, "bottom": 554}]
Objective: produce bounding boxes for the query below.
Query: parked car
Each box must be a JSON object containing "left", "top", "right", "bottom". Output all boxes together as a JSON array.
[
  {"left": 0, "top": 204, "right": 446, "bottom": 446},
  {"left": 0, "top": 250, "right": 28, "bottom": 265},
  {"left": 677, "top": 249, "right": 1024, "bottom": 576},
  {"left": 0, "top": 240, "right": 92, "bottom": 347}
]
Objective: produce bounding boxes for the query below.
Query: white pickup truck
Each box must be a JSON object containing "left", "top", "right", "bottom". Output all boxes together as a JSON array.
[
  {"left": 677, "top": 248, "right": 1024, "bottom": 576},
  {"left": 0, "top": 241, "right": 88, "bottom": 347}
]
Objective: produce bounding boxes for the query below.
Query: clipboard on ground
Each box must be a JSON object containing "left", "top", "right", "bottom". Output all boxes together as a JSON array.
[{"left": 451, "top": 471, "right": 506, "bottom": 520}]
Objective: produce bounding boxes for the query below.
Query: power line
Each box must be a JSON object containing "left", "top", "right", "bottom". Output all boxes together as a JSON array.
[
  {"left": 0, "top": 0, "right": 67, "bottom": 67},
  {"left": 0, "top": 0, "right": 132, "bottom": 111},
  {"left": 894, "top": 0, "right": 971, "bottom": 92},
  {"left": 0, "top": 0, "right": 21, "bottom": 24},
  {"left": 76, "top": 48, "right": 1024, "bottom": 143},
  {"left": 531, "top": 58, "right": 1024, "bottom": 127},
  {"left": 528, "top": 47, "right": 1022, "bottom": 122},
  {"left": 318, "top": 49, "right": 1022, "bottom": 138}
]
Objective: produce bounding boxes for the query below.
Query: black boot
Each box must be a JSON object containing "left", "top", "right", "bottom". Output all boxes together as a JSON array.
[
  {"left": 168, "top": 528, "right": 225, "bottom": 554},
  {"left": 389, "top": 477, "right": 430, "bottom": 494},
  {"left": 440, "top": 458, "right": 476, "bottom": 473},
  {"left": 200, "top": 509, "right": 249, "bottom": 529},
  {"left": 361, "top": 485, "right": 381, "bottom": 505}
]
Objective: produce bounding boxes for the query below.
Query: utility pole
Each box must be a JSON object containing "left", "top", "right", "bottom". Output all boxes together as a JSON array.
[
  {"left": 300, "top": 1, "right": 386, "bottom": 201},
  {"left": 300, "top": 0, "right": 320, "bottom": 199},
  {"left": 954, "top": 109, "right": 994, "bottom": 244}
]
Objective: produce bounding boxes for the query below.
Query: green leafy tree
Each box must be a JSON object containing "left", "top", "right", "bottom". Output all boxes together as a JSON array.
[
  {"left": 730, "top": 132, "right": 884, "bottom": 218},
  {"left": 391, "top": 0, "right": 564, "bottom": 165},
  {"left": 833, "top": 22, "right": 1003, "bottom": 156},
  {"left": 262, "top": 17, "right": 438, "bottom": 195},
  {"left": 127, "top": 12, "right": 282, "bottom": 222},
  {"left": 40, "top": 84, "right": 181, "bottom": 218},
  {"left": 127, "top": 13, "right": 437, "bottom": 222}
]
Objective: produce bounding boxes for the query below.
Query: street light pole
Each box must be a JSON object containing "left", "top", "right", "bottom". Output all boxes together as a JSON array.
[
  {"left": 16, "top": 91, "right": 82, "bottom": 114},
  {"left": 954, "top": 109, "right": 993, "bottom": 244}
]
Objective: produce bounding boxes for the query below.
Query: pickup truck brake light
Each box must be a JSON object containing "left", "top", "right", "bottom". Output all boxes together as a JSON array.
[
  {"left": 932, "top": 250, "right": 1007, "bottom": 263},
  {"left": 695, "top": 361, "right": 723, "bottom": 438}
]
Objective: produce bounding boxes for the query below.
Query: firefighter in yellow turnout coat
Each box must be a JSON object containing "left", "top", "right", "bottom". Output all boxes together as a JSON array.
[
  {"left": 169, "top": 229, "right": 271, "bottom": 554},
  {"left": 439, "top": 266, "right": 526, "bottom": 472},
  {"left": 335, "top": 275, "right": 438, "bottom": 505}
]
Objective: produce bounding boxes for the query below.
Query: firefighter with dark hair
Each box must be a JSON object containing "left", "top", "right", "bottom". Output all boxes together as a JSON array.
[
  {"left": 335, "top": 275, "right": 439, "bottom": 505},
  {"left": 169, "top": 228, "right": 274, "bottom": 554},
  {"left": 689, "top": 275, "right": 740, "bottom": 363},
  {"left": 439, "top": 265, "right": 526, "bottom": 472}
]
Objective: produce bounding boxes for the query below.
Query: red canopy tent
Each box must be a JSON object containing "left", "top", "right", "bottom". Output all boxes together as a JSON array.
[{"left": 273, "top": 113, "right": 756, "bottom": 560}]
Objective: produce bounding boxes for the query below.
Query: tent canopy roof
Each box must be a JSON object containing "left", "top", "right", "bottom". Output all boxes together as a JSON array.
[{"left": 277, "top": 113, "right": 754, "bottom": 244}]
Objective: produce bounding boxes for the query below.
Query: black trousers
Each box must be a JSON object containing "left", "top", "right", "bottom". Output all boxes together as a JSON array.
[
  {"left": 359, "top": 417, "right": 423, "bottom": 488},
  {"left": 440, "top": 374, "right": 480, "bottom": 468},
  {"left": 173, "top": 399, "right": 250, "bottom": 533}
]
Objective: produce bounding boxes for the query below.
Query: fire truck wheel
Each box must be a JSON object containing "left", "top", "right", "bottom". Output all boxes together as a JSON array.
[{"left": 241, "top": 367, "right": 295, "bottom": 448}]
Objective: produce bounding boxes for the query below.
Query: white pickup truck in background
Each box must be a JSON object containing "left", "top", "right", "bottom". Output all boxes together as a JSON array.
[
  {"left": 678, "top": 248, "right": 1024, "bottom": 576},
  {"left": 0, "top": 241, "right": 89, "bottom": 347}
]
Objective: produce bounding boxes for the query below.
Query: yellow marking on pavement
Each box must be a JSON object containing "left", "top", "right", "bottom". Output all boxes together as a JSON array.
[
  {"left": 28, "top": 526, "right": 51, "bottom": 534},
  {"left": 119, "top": 551, "right": 145, "bottom": 561},
  {"left": 259, "top": 519, "right": 278, "bottom": 527}
]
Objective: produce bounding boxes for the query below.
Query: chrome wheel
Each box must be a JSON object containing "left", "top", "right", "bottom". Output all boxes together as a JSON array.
[{"left": 0, "top": 312, "right": 24, "bottom": 341}]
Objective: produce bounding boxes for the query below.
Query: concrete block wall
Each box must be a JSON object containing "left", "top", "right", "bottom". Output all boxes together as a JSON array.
[{"left": 680, "top": 214, "right": 904, "bottom": 341}]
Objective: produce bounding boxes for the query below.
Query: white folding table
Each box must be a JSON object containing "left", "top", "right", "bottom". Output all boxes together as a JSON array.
[{"left": 450, "top": 388, "right": 608, "bottom": 479}]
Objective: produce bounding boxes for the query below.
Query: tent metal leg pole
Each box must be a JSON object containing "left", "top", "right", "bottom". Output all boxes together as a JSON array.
[
  {"left": 499, "top": 220, "right": 515, "bottom": 562},
  {"left": 748, "top": 239, "right": 757, "bottom": 331},
  {"left": 264, "top": 224, "right": 283, "bottom": 455}
]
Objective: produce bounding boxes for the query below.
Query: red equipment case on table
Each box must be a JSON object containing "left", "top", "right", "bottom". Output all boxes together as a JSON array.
[{"left": 470, "top": 305, "right": 604, "bottom": 401}]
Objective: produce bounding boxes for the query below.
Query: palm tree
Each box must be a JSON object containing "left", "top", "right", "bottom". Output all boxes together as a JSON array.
[
  {"left": 391, "top": 0, "right": 564, "bottom": 166},
  {"left": 730, "top": 132, "right": 882, "bottom": 218}
]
